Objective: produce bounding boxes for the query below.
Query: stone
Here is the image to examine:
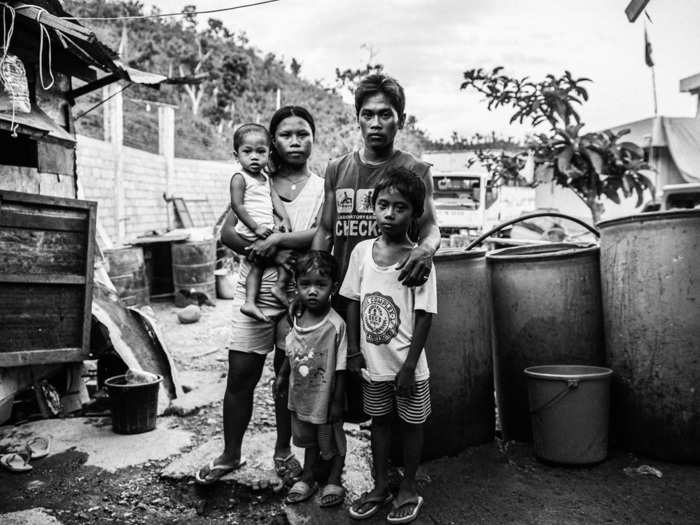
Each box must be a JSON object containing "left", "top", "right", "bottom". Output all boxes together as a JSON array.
[
  {"left": 177, "top": 305, "right": 201, "bottom": 324},
  {"left": 0, "top": 508, "right": 63, "bottom": 525}
]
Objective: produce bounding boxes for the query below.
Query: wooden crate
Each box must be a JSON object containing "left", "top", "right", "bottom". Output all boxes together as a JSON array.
[{"left": 0, "top": 190, "right": 96, "bottom": 366}]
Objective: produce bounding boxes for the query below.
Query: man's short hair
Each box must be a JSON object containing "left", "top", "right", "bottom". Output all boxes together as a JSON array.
[
  {"left": 294, "top": 250, "right": 340, "bottom": 283},
  {"left": 354, "top": 74, "right": 406, "bottom": 117},
  {"left": 371, "top": 167, "right": 426, "bottom": 218}
]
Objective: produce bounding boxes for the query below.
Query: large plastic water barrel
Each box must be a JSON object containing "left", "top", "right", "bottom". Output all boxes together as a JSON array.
[
  {"left": 599, "top": 210, "right": 700, "bottom": 461},
  {"left": 422, "top": 248, "right": 494, "bottom": 460},
  {"left": 171, "top": 239, "right": 216, "bottom": 302},
  {"left": 488, "top": 243, "right": 605, "bottom": 442},
  {"left": 104, "top": 247, "right": 150, "bottom": 306}
]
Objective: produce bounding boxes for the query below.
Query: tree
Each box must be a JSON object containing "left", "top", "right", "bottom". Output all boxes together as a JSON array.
[
  {"left": 460, "top": 67, "right": 655, "bottom": 223},
  {"left": 290, "top": 58, "right": 302, "bottom": 77}
]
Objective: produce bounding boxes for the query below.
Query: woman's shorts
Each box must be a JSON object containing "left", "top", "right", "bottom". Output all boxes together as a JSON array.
[
  {"left": 362, "top": 379, "right": 432, "bottom": 424},
  {"left": 227, "top": 300, "right": 290, "bottom": 354},
  {"left": 291, "top": 413, "right": 347, "bottom": 460}
]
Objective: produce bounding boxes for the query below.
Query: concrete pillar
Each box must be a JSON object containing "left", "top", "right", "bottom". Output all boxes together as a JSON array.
[
  {"left": 103, "top": 83, "right": 125, "bottom": 243},
  {"left": 158, "top": 106, "right": 175, "bottom": 229}
]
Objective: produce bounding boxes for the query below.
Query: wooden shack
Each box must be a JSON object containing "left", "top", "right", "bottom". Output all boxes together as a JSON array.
[{"left": 0, "top": 0, "right": 165, "bottom": 422}]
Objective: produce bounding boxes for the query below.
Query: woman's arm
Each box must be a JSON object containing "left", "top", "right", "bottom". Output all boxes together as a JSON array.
[
  {"left": 271, "top": 186, "right": 292, "bottom": 233},
  {"left": 247, "top": 201, "right": 323, "bottom": 259}
]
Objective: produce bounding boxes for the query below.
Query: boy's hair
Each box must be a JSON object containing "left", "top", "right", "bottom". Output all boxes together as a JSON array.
[
  {"left": 294, "top": 250, "right": 339, "bottom": 283},
  {"left": 233, "top": 123, "right": 271, "bottom": 151},
  {"left": 371, "top": 167, "right": 426, "bottom": 218},
  {"left": 354, "top": 74, "right": 406, "bottom": 117}
]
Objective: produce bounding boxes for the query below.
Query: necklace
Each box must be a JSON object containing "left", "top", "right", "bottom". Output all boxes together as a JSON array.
[{"left": 287, "top": 174, "right": 309, "bottom": 191}]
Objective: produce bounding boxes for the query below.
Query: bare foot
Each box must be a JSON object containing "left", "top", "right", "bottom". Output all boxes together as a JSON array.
[
  {"left": 241, "top": 302, "right": 270, "bottom": 322},
  {"left": 270, "top": 285, "right": 289, "bottom": 306}
]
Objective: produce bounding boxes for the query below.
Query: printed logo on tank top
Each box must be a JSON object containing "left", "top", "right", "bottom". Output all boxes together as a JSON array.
[
  {"left": 335, "top": 188, "right": 378, "bottom": 238},
  {"left": 361, "top": 292, "right": 400, "bottom": 345}
]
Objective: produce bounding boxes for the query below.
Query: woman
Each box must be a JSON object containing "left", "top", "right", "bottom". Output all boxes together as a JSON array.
[{"left": 196, "top": 106, "right": 324, "bottom": 487}]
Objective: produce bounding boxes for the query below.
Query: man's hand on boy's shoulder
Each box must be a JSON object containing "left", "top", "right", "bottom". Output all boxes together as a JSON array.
[{"left": 397, "top": 244, "right": 434, "bottom": 287}]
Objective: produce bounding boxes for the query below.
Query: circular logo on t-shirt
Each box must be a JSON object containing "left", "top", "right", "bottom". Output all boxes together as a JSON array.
[{"left": 362, "top": 292, "right": 400, "bottom": 345}]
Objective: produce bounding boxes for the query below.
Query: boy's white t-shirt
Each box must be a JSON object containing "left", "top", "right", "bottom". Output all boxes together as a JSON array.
[{"left": 339, "top": 238, "right": 438, "bottom": 382}]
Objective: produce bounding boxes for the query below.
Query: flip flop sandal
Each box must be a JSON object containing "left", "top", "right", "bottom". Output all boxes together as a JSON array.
[
  {"left": 0, "top": 452, "right": 33, "bottom": 473},
  {"left": 274, "top": 453, "right": 302, "bottom": 481},
  {"left": 194, "top": 457, "right": 246, "bottom": 485},
  {"left": 285, "top": 480, "right": 318, "bottom": 504},
  {"left": 386, "top": 495, "right": 424, "bottom": 524},
  {"left": 27, "top": 436, "right": 51, "bottom": 460},
  {"left": 348, "top": 491, "right": 393, "bottom": 520},
  {"left": 319, "top": 483, "right": 346, "bottom": 508}
]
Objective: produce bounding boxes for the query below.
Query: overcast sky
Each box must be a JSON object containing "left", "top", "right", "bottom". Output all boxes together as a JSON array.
[{"left": 147, "top": 0, "right": 700, "bottom": 140}]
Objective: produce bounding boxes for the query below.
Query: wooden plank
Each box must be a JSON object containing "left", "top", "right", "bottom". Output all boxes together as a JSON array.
[
  {"left": 0, "top": 283, "right": 84, "bottom": 352},
  {"left": 0, "top": 228, "right": 86, "bottom": 274},
  {"left": 0, "top": 349, "right": 87, "bottom": 367},
  {"left": 0, "top": 189, "right": 96, "bottom": 211},
  {"left": 0, "top": 273, "right": 85, "bottom": 284},
  {"left": 0, "top": 211, "right": 86, "bottom": 232},
  {"left": 81, "top": 203, "right": 97, "bottom": 353}
]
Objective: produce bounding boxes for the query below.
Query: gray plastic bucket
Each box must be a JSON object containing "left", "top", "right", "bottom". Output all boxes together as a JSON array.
[{"left": 524, "top": 365, "right": 612, "bottom": 464}]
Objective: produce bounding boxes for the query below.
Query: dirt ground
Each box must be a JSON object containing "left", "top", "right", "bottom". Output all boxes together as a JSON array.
[{"left": 1, "top": 298, "right": 699, "bottom": 524}]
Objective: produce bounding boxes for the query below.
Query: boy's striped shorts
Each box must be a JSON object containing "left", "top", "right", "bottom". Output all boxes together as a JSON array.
[{"left": 361, "top": 378, "right": 431, "bottom": 424}]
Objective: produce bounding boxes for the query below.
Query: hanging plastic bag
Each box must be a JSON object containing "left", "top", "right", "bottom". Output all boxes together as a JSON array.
[{"left": 0, "top": 53, "right": 31, "bottom": 113}]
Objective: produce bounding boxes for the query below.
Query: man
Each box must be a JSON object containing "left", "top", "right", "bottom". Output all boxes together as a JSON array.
[
  {"left": 312, "top": 74, "right": 441, "bottom": 427},
  {"left": 312, "top": 73, "right": 440, "bottom": 297}
]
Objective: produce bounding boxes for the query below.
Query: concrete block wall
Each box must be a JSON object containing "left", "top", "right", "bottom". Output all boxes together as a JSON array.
[{"left": 77, "top": 135, "right": 233, "bottom": 244}]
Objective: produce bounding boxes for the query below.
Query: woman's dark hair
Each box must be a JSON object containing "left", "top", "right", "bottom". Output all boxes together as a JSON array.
[
  {"left": 294, "top": 250, "right": 339, "bottom": 283},
  {"left": 268, "top": 106, "right": 316, "bottom": 171},
  {"left": 371, "top": 167, "right": 426, "bottom": 218},
  {"left": 232, "top": 122, "right": 270, "bottom": 151},
  {"left": 354, "top": 74, "right": 406, "bottom": 117}
]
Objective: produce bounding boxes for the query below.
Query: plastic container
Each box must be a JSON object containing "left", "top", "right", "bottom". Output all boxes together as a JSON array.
[
  {"left": 422, "top": 248, "right": 494, "bottom": 460},
  {"left": 525, "top": 365, "right": 612, "bottom": 464},
  {"left": 488, "top": 243, "right": 605, "bottom": 441},
  {"left": 171, "top": 240, "right": 216, "bottom": 303},
  {"left": 105, "top": 374, "right": 162, "bottom": 434},
  {"left": 104, "top": 247, "right": 150, "bottom": 306},
  {"left": 599, "top": 210, "right": 700, "bottom": 461}
]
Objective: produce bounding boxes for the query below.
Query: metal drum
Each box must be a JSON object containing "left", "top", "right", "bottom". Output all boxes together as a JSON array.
[
  {"left": 104, "top": 247, "right": 150, "bottom": 306},
  {"left": 171, "top": 239, "right": 216, "bottom": 303},
  {"left": 422, "top": 248, "right": 494, "bottom": 460},
  {"left": 599, "top": 210, "right": 700, "bottom": 461},
  {"left": 488, "top": 243, "right": 605, "bottom": 442}
]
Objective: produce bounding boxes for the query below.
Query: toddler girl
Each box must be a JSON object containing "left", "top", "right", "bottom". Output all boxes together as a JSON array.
[{"left": 230, "top": 123, "right": 291, "bottom": 321}]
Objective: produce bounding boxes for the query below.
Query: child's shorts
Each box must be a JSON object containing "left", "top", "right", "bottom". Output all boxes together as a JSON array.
[
  {"left": 291, "top": 413, "right": 347, "bottom": 460},
  {"left": 362, "top": 378, "right": 432, "bottom": 424}
]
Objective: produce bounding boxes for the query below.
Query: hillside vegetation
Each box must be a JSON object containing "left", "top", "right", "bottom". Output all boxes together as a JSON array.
[{"left": 66, "top": 0, "right": 424, "bottom": 172}]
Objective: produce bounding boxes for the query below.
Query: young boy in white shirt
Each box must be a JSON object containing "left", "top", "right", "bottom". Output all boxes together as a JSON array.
[{"left": 340, "top": 167, "right": 437, "bottom": 524}]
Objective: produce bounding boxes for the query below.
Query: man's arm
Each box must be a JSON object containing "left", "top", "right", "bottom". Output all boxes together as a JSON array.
[
  {"left": 311, "top": 166, "right": 336, "bottom": 252},
  {"left": 397, "top": 167, "right": 441, "bottom": 286}
]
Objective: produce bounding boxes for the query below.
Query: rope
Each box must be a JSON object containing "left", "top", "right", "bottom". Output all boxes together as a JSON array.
[
  {"left": 0, "top": 3, "right": 18, "bottom": 136},
  {"left": 74, "top": 81, "right": 132, "bottom": 121},
  {"left": 61, "top": 0, "right": 280, "bottom": 21},
  {"left": 35, "top": 8, "right": 54, "bottom": 90}
]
